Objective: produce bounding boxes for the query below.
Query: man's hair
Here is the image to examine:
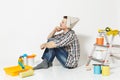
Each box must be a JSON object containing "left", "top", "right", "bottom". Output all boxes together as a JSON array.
[{"left": 63, "top": 16, "right": 67, "bottom": 19}]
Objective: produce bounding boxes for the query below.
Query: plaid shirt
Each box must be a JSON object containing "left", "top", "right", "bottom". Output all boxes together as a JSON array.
[{"left": 51, "top": 30, "right": 80, "bottom": 67}]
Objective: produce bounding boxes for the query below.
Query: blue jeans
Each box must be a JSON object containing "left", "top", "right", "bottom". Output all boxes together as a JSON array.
[{"left": 42, "top": 47, "right": 68, "bottom": 68}]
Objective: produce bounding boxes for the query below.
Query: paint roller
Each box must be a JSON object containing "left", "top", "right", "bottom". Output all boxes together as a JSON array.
[{"left": 19, "top": 69, "right": 34, "bottom": 78}]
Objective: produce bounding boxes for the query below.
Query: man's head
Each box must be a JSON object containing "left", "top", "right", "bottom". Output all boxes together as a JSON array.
[{"left": 60, "top": 16, "right": 79, "bottom": 30}]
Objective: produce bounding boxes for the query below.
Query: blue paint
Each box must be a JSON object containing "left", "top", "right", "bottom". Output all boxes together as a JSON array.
[{"left": 93, "top": 64, "right": 101, "bottom": 74}]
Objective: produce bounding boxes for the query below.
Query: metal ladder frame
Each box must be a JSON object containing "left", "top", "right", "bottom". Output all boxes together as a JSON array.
[{"left": 86, "top": 31, "right": 120, "bottom": 66}]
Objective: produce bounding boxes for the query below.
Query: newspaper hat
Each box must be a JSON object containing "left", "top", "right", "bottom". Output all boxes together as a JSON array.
[{"left": 65, "top": 16, "right": 79, "bottom": 29}]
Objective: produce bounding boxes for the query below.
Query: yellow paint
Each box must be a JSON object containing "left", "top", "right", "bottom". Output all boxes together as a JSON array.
[{"left": 102, "top": 65, "right": 110, "bottom": 76}]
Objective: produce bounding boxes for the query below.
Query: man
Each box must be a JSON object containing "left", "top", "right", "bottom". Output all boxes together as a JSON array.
[{"left": 33, "top": 16, "right": 80, "bottom": 70}]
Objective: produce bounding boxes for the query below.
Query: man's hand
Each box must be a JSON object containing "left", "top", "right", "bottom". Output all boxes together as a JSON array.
[
  {"left": 54, "top": 26, "right": 62, "bottom": 32},
  {"left": 47, "top": 26, "right": 62, "bottom": 39},
  {"left": 45, "top": 41, "right": 57, "bottom": 48},
  {"left": 40, "top": 41, "right": 57, "bottom": 50},
  {"left": 40, "top": 43, "right": 46, "bottom": 50}
]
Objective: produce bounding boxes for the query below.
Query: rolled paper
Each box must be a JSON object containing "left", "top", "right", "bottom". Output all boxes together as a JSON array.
[{"left": 19, "top": 69, "right": 34, "bottom": 78}]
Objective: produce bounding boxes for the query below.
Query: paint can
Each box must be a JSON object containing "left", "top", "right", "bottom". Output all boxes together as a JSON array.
[
  {"left": 96, "top": 37, "right": 104, "bottom": 45},
  {"left": 93, "top": 64, "right": 102, "bottom": 74},
  {"left": 27, "top": 54, "right": 36, "bottom": 66},
  {"left": 102, "top": 65, "right": 110, "bottom": 76}
]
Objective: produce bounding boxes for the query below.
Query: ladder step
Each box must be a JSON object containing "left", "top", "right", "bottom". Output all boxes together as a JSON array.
[
  {"left": 86, "top": 31, "right": 120, "bottom": 66},
  {"left": 94, "top": 44, "right": 108, "bottom": 48},
  {"left": 94, "top": 44, "right": 120, "bottom": 48},
  {"left": 91, "top": 57, "right": 104, "bottom": 63},
  {"left": 110, "top": 55, "right": 120, "bottom": 59},
  {"left": 112, "top": 45, "right": 120, "bottom": 48}
]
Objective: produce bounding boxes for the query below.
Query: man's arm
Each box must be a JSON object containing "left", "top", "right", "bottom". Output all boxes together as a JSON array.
[
  {"left": 40, "top": 27, "right": 62, "bottom": 50},
  {"left": 40, "top": 41, "right": 57, "bottom": 49},
  {"left": 47, "top": 26, "right": 62, "bottom": 39}
]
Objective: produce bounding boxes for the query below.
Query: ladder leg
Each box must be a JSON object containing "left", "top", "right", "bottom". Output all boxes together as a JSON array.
[
  {"left": 86, "top": 57, "right": 92, "bottom": 66},
  {"left": 110, "top": 55, "right": 120, "bottom": 60},
  {"left": 103, "top": 32, "right": 109, "bottom": 45},
  {"left": 110, "top": 31, "right": 120, "bottom": 61},
  {"left": 86, "top": 46, "right": 96, "bottom": 66},
  {"left": 104, "top": 36, "right": 115, "bottom": 64},
  {"left": 88, "top": 31, "right": 120, "bottom": 65}
]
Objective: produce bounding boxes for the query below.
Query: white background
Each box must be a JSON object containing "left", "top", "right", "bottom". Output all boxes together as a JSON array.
[{"left": 0, "top": 0, "right": 120, "bottom": 68}]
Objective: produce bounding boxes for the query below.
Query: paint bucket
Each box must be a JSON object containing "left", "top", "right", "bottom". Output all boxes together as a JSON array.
[
  {"left": 27, "top": 54, "right": 36, "bottom": 66},
  {"left": 96, "top": 37, "right": 104, "bottom": 45},
  {"left": 93, "top": 64, "right": 102, "bottom": 74},
  {"left": 102, "top": 65, "right": 110, "bottom": 76}
]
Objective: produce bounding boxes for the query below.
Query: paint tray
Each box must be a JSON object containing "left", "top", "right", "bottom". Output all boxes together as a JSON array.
[{"left": 4, "top": 65, "right": 33, "bottom": 76}]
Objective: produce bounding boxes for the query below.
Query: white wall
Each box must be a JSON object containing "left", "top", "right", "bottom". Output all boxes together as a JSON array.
[{"left": 0, "top": 0, "right": 120, "bottom": 67}]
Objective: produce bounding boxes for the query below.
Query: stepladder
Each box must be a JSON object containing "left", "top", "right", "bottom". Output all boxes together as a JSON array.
[{"left": 86, "top": 27, "right": 120, "bottom": 66}]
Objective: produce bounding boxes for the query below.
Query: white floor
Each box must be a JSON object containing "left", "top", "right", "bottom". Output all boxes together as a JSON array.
[{"left": 1, "top": 63, "right": 120, "bottom": 80}]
